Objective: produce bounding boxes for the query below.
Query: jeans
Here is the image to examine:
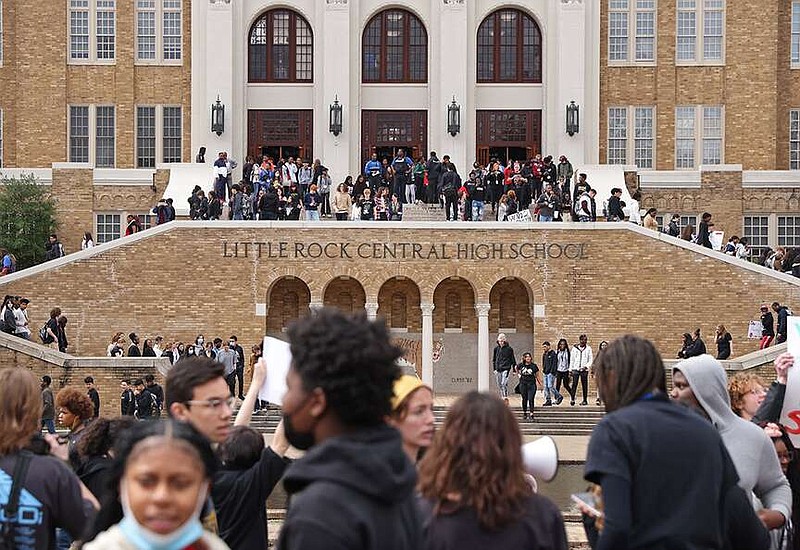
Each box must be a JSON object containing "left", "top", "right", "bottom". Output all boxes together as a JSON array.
[
  {"left": 42, "top": 418, "right": 56, "bottom": 434},
  {"left": 539, "top": 214, "right": 553, "bottom": 222},
  {"left": 555, "top": 371, "right": 571, "bottom": 395},
  {"left": 471, "top": 200, "right": 484, "bottom": 221},
  {"left": 495, "top": 369, "right": 510, "bottom": 398},
  {"left": 570, "top": 370, "right": 589, "bottom": 402},
  {"left": 235, "top": 367, "right": 244, "bottom": 397},
  {"left": 226, "top": 373, "right": 236, "bottom": 397},
  {"left": 445, "top": 195, "right": 458, "bottom": 221},
  {"left": 405, "top": 184, "right": 416, "bottom": 204},
  {"left": 320, "top": 193, "right": 331, "bottom": 216},
  {"left": 306, "top": 209, "right": 320, "bottom": 221},
  {"left": 543, "top": 373, "right": 562, "bottom": 403},
  {"left": 520, "top": 380, "right": 537, "bottom": 413}
]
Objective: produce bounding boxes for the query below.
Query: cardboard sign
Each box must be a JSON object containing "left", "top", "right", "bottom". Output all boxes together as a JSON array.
[
  {"left": 780, "top": 317, "right": 800, "bottom": 446},
  {"left": 748, "top": 320, "right": 763, "bottom": 339},
  {"left": 507, "top": 210, "right": 532, "bottom": 223},
  {"left": 257, "top": 336, "right": 292, "bottom": 406},
  {"left": 710, "top": 230, "right": 725, "bottom": 251}
]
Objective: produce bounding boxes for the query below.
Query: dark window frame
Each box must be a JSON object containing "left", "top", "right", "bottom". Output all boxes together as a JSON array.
[
  {"left": 248, "top": 9, "right": 313, "bottom": 83},
  {"left": 477, "top": 8, "right": 542, "bottom": 84},
  {"left": 362, "top": 9, "right": 428, "bottom": 84}
]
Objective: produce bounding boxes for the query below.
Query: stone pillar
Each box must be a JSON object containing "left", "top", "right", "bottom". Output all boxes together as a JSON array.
[
  {"left": 475, "top": 303, "right": 491, "bottom": 392},
  {"left": 309, "top": 301, "right": 324, "bottom": 315},
  {"left": 365, "top": 302, "right": 379, "bottom": 321},
  {"left": 421, "top": 303, "right": 435, "bottom": 388}
]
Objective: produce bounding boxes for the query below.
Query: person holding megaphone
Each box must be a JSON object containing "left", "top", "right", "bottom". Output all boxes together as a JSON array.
[{"left": 417, "top": 392, "right": 567, "bottom": 549}]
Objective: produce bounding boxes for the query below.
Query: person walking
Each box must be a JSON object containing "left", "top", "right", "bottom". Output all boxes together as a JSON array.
[
  {"left": 41, "top": 375, "right": 56, "bottom": 434},
  {"left": 569, "top": 334, "right": 593, "bottom": 406},
  {"left": 514, "top": 353, "right": 542, "bottom": 421},
  {"left": 541, "top": 341, "right": 563, "bottom": 406},
  {"left": 492, "top": 333, "right": 516, "bottom": 405}
]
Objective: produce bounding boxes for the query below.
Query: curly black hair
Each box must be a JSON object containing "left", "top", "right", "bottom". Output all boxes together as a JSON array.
[
  {"left": 287, "top": 308, "right": 402, "bottom": 428},
  {"left": 76, "top": 416, "right": 137, "bottom": 459}
]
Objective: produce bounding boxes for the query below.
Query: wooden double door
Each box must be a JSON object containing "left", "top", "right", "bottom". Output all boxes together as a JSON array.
[
  {"left": 248, "top": 110, "right": 313, "bottom": 162},
  {"left": 476, "top": 110, "right": 542, "bottom": 167},
  {"left": 361, "top": 110, "right": 428, "bottom": 167}
]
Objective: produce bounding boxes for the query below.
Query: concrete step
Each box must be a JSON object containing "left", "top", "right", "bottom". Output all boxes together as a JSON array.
[{"left": 400, "top": 203, "right": 445, "bottom": 221}]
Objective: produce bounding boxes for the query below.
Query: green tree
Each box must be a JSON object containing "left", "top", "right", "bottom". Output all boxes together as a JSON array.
[{"left": 0, "top": 173, "right": 59, "bottom": 269}]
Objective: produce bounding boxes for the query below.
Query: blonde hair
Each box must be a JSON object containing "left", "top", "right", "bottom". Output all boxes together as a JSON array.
[
  {"left": 728, "top": 372, "right": 766, "bottom": 416},
  {"left": 0, "top": 368, "right": 41, "bottom": 455}
]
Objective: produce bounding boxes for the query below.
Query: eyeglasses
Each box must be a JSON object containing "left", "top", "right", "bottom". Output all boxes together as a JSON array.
[
  {"left": 185, "top": 397, "right": 235, "bottom": 411},
  {"left": 749, "top": 388, "right": 767, "bottom": 397}
]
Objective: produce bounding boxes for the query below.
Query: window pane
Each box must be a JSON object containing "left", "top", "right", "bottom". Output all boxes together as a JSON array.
[
  {"left": 634, "top": 107, "right": 654, "bottom": 169},
  {"left": 743, "top": 215, "right": 769, "bottom": 261},
  {"left": 363, "top": 9, "right": 426, "bottom": 83},
  {"left": 271, "top": 12, "right": 290, "bottom": 80},
  {"left": 136, "top": 106, "right": 156, "bottom": 168},
  {"left": 363, "top": 17, "right": 381, "bottom": 81},
  {"left": 95, "top": 106, "right": 115, "bottom": 168},
  {"left": 791, "top": 110, "right": 800, "bottom": 170},
  {"left": 385, "top": 11, "right": 405, "bottom": 81},
  {"left": 702, "top": 106, "right": 722, "bottom": 164},
  {"left": 607, "top": 107, "right": 628, "bottom": 164},
  {"left": 477, "top": 18, "right": 494, "bottom": 80},
  {"left": 96, "top": 0, "right": 115, "bottom": 60},
  {"left": 635, "top": 12, "right": 655, "bottom": 61},
  {"left": 676, "top": 106, "right": 695, "bottom": 168},
  {"left": 249, "top": 17, "right": 267, "bottom": 81},
  {"left": 522, "top": 16, "right": 541, "bottom": 81},
  {"left": 162, "top": 106, "right": 182, "bottom": 163},
  {"left": 609, "top": 12, "right": 628, "bottom": 61},
  {"left": 69, "top": 106, "right": 90, "bottom": 163},
  {"left": 163, "top": 12, "right": 181, "bottom": 60},
  {"left": 409, "top": 17, "right": 426, "bottom": 82},
  {"left": 137, "top": 11, "right": 156, "bottom": 60},
  {"left": 295, "top": 18, "right": 312, "bottom": 81},
  {"left": 70, "top": 9, "right": 90, "bottom": 60},
  {"left": 702, "top": 9, "right": 723, "bottom": 61},
  {"left": 778, "top": 216, "right": 800, "bottom": 248},
  {"left": 676, "top": 11, "right": 696, "bottom": 61},
  {"left": 793, "top": 3, "right": 800, "bottom": 63},
  {"left": 96, "top": 214, "right": 121, "bottom": 244}
]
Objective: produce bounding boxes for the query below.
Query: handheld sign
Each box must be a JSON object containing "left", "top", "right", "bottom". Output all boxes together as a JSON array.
[
  {"left": 257, "top": 336, "right": 292, "bottom": 406},
  {"left": 507, "top": 210, "right": 532, "bottom": 223},
  {"left": 779, "top": 317, "right": 800, "bottom": 445}
]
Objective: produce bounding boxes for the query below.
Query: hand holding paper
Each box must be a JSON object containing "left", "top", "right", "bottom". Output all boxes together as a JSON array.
[{"left": 257, "top": 336, "right": 292, "bottom": 406}]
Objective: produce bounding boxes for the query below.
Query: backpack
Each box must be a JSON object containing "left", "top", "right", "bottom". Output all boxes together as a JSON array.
[
  {"left": 150, "top": 393, "right": 162, "bottom": 418},
  {"left": 39, "top": 323, "right": 53, "bottom": 344}
]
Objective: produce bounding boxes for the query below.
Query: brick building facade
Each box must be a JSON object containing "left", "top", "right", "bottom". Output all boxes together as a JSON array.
[{"left": 0, "top": 220, "right": 797, "bottom": 395}]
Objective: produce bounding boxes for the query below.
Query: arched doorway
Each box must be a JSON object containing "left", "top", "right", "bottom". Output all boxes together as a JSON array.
[
  {"left": 489, "top": 277, "right": 534, "bottom": 360},
  {"left": 378, "top": 277, "right": 422, "bottom": 377},
  {"left": 323, "top": 277, "right": 366, "bottom": 313},
  {"left": 432, "top": 277, "right": 476, "bottom": 393},
  {"left": 266, "top": 277, "right": 311, "bottom": 334}
]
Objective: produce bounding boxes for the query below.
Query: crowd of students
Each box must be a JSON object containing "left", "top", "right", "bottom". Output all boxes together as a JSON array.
[{"left": 0, "top": 308, "right": 797, "bottom": 550}]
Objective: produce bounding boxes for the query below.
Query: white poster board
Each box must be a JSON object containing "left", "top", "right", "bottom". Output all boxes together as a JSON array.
[
  {"left": 747, "top": 320, "right": 763, "bottom": 339},
  {"left": 507, "top": 210, "right": 532, "bottom": 223},
  {"left": 779, "top": 317, "right": 800, "bottom": 446},
  {"left": 710, "top": 230, "right": 725, "bottom": 251},
  {"left": 257, "top": 337, "right": 292, "bottom": 406}
]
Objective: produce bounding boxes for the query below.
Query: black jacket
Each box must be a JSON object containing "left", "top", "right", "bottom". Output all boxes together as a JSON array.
[
  {"left": 682, "top": 338, "right": 707, "bottom": 358},
  {"left": 121, "top": 389, "right": 135, "bottom": 416},
  {"left": 278, "top": 425, "right": 422, "bottom": 550},
  {"left": 426, "top": 157, "right": 442, "bottom": 183},
  {"left": 213, "top": 448, "right": 290, "bottom": 550},
  {"left": 776, "top": 306, "right": 790, "bottom": 337},
  {"left": 761, "top": 312, "right": 775, "bottom": 337},
  {"left": 752, "top": 382, "right": 786, "bottom": 425},
  {"left": 542, "top": 349, "right": 558, "bottom": 375},
  {"left": 607, "top": 195, "right": 625, "bottom": 220},
  {"left": 492, "top": 344, "right": 516, "bottom": 372}
]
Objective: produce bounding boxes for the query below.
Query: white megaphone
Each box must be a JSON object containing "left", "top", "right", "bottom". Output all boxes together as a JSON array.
[{"left": 522, "top": 436, "right": 559, "bottom": 482}]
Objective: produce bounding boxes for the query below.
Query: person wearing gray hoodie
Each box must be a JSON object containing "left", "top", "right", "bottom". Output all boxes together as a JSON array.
[{"left": 673, "top": 355, "right": 792, "bottom": 531}]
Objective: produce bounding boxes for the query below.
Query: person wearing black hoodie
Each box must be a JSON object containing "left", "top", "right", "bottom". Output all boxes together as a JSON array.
[{"left": 278, "top": 308, "right": 422, "bottom": 550}]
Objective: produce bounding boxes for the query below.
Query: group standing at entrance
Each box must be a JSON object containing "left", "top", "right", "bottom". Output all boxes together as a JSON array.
[{"left": 493, "top": 333, "right": 603, "bottom": 421}]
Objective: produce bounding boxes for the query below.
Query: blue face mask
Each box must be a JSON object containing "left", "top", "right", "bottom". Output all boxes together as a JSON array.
[{"left": 118, "top": 481, "right": 208, "bottom": 550}]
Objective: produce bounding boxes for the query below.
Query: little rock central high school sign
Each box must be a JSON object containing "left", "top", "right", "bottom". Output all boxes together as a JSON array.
[{"left": 221, "top": 240, "right": 589, "bottom": 261}]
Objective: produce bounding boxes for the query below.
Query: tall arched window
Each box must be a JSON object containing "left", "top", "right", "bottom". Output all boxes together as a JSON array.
[
  {"left": 477, "top": 9, "right": 541, "bottom": 83},
  {"left": 362, "top": 9, "right": 427, "bottom": 83},
  {"left": 249, "top": 9, "right": 313, "bottom": 83}
]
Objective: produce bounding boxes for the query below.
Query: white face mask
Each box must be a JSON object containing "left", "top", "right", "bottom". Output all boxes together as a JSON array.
[{"left": 118, "top": 478, "right": 208, "bottom": 550}]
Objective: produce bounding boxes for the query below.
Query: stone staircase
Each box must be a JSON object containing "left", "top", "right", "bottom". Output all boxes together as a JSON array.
[
  {"left": 400, "top": 203, "right": 446, "bottom": 221},
  {"left": 246, "top": 404, "right": 604, "bottom": 437}
]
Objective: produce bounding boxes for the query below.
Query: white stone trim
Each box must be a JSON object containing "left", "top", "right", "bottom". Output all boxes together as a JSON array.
[
  {"left": 0, "top": 168, "right": 53, "bottom": 185},
  {"left": 93, "top": 168, "right": 156, "bottom": 186},
  {"left": 699, "top": 164, "right": 742, "bottom": 172},
  {"left": 742, "top": 171, "right": 800, "bottom": 188},
  {"left": 1, "top": 221, "right": 798, "bottom": 288},
  {"left": 639, "top": 170, "right": 701, "bottom": 188}
]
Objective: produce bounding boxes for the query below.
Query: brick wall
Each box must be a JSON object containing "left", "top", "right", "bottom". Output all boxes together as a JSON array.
[{"left": 0, "top": 224, "right": 796, "bottom": 374}]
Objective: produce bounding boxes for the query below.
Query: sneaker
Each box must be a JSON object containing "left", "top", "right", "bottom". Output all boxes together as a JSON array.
[
  {"left": 570, "top": 400, "right": 575, "bottom": 406},
  {"left": 542, "top": 401, "right": 552, "bottom": 407},
  {"left": 238, "top": 395, "right": 246, "bottom": 401},
  {"left": 596, "top": 398, "right": 602, "bottom": 406},
  {"left": 580, "top": 401, "right": 588, "bottom": 406},
  {"left": 523, "top": 412, "right": 529, "bottom": 420},
  {"left": 555, "top": 395, "right": 564, "bottom": 405}
]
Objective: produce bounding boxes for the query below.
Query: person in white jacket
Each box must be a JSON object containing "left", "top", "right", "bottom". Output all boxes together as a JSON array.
[{"left": 569, "top": 334, "right": 593, "bottom": 406}]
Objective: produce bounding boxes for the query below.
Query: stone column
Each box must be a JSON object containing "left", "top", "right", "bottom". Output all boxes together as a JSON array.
[
  {"left": 420, "top": 303, "right": 435, "bottom": 388},
  {"left": 365, "top": 302, "right": 379, "bottom": 321},
  {"left": 308, "top": 301, "right": 324, "bottom": 315},
  {"left": 475, "top": 303, "right": 491, "bottom": 392}
]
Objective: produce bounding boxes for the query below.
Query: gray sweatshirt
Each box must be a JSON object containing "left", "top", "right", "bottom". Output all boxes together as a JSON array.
[
  {"left": 216, "top": 348, "right": 237, "bottom": 377},
  {"left": 674, "top": 355, "right": 792, "bottom": 522}
]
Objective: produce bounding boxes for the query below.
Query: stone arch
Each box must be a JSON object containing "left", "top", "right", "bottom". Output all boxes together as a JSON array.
[
  {"left": 488, "top": 277, "right": 534, "bottom": 334},
  {"left": 776, "top": 197, "right": 787, "bottom": 211},
  {"left": 681, "top": 196, "right": 696, "bottom": 211},
  {"left": 377, "top": 277, "right": 421, "bottom": 332},
  {"left": 323, "top": 276, "right": 366, "bottom": 313},
  {"left": 266, "top": 276, "right": 311, "bottom": 333},
  {"left": 432, "top": 277, "right": 476, "bottom": 332},
  {"left": 642, "top": 196, "right": 655, "bottom": 209},
  {"left": 788, "top": 197, "right": 799, "bottom": 211}
]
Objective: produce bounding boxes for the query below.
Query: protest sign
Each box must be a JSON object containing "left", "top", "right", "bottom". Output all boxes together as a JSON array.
[
  {"left": 747, "top": 320, "right": 763, "bottom": 339},
  {"left": 779, "top": 317, "right": 800, "bottom": 445},
  {"left": 257, "top": 336, "right": 292, "bottom": 406},
  {"left": 507, "top": 210, "right": 532, "bottom": 223}
]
